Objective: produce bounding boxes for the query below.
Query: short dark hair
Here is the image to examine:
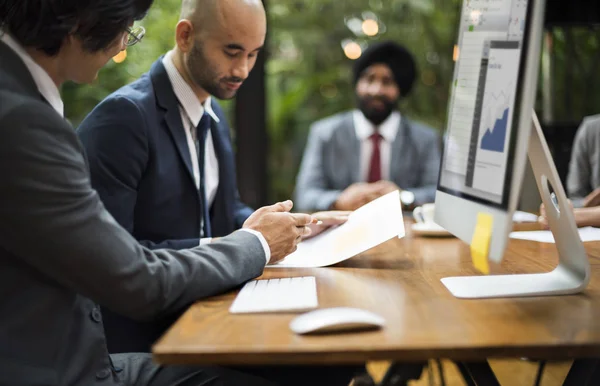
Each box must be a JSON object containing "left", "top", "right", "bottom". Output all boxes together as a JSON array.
[{"left": 0, "top": 0, "right": 154, "bottom": 56}]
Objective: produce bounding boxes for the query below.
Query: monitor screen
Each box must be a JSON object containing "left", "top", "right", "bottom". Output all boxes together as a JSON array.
[{"left": 439, "top": 0, "right": 530, "bottom": 208}]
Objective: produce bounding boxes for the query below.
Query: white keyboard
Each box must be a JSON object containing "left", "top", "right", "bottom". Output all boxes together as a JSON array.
[{"left": 229, "top": 276, "right": 318, "bottom": 314}]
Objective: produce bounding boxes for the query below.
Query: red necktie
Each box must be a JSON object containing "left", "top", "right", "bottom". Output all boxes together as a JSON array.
[{"left": 367, "top": 133, "right": 383, "bottom": 183}]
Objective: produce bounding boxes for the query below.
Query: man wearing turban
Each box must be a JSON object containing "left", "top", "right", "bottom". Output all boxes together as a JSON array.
[{"left": 295, "top": 41, "right": 442, "bottom": 212}]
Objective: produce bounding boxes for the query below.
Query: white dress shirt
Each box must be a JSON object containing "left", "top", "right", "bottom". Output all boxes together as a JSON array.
[
  {"left": 163, "top": 52, "right": 220, "bottom": 205},
  {"left": 162, "top": 52, "right": 270, "bottom": 262},
  {"left": 1, "top": 34, "right": 64, "bottom": 117},
  {"left": 353, "top": 110, "right": 401, "bottom": 182}
]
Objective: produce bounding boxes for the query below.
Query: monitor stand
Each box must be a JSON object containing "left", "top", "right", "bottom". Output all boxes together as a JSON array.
[{"left": 441, "top": 111, "right": 591, "bottom": 298}]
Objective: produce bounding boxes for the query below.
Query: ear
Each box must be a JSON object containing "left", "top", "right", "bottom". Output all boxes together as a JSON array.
[{"left": 175, "top": 19, "right": 195, "bottom": 53}]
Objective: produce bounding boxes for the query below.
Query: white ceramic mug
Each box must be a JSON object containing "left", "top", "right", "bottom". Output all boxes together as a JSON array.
[{"left": 413, "top": 203, "right": 436, "bottom": 224}]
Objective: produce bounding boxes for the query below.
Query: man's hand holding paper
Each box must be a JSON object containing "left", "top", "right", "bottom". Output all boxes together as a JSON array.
[
  {"left": 269, "top": 190, "right": 405, "bottom": 268},
  {"left": 302, "top": 211, "right": 351, "bottom": 241}
]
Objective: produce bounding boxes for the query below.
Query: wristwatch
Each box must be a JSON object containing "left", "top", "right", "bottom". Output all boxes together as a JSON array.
[{"left": 399, "top": 190, "right": 415, "bottom": 208}]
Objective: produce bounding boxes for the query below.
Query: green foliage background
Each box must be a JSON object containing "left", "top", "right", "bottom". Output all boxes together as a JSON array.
[{"left": 62, "top": 0, "right": 600, "bottom": 202}]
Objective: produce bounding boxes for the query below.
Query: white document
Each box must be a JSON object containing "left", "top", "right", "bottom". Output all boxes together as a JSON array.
[
  {"left": 509, "top": 226, "right": 600, "bottom": 243},
  {"left": 268, "top": 190, "right": 405, "bottom": 268},
  {"left": 512, "top": 210, "right": 539, "bottom": 223}
]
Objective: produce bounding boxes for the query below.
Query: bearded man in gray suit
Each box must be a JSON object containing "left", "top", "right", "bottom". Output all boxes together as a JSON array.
[{"left": 295, "top": 41, "right": 442, "bottom": 212}]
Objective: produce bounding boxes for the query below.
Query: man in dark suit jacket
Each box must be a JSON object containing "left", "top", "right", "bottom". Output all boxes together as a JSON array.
[
  {"left": 76, "top": 0, "right": 351, "bottom": 359},
  {"left": 0, "top": 0, "right": 322, "bottom": 385},
  {"left": 78, "top": 59, "right": 250, "bottom": 250},
  {"left": 78, "top": 55, "right": 258, "bottom": 353}
]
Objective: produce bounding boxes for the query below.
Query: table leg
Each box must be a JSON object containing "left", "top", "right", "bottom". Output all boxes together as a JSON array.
[
  {"left": 562, "top": 359, "right": 600, "bottom": 386},
  {"left": 455, "top": 362, "right": 477, "bottom": 386},
  {"left": 456, "top": 361, "right": 501, "bottom": 386},
  {"left": 378, "top": 362, "right": 426, "bottom": 386}
]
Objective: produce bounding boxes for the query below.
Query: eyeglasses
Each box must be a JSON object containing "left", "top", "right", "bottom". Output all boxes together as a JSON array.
[{"left": 125, "top": 26, "right": 145, "bottom": 47}]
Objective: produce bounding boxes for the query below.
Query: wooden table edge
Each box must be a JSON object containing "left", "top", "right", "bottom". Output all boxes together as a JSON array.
[{"left": 153, "top": 344, "right": 600, "bottom": 366}]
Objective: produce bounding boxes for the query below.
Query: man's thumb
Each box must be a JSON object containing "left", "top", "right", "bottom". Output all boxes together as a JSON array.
[{"left": 268, "top": 200, "right": 293, "bottom": 212}]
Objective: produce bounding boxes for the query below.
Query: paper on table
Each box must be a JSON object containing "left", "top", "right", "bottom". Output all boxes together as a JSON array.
[
  {"left": 509, "top": 226, "right": 600, "bottom": 243},
  {"left": 512, "top": 210, "right": 539, "bottom": 223},
  {"left": 268, "top": 190, "right": 405, "bottom": 268}
]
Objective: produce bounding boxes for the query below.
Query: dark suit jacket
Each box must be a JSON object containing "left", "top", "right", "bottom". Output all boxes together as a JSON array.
[
  {"left": 78, "top": 58, "right": 253, "bottom": 251},
  {"left": 0, "top": 41, "right": 265, "bottom": 385},
  {"left": 77, "top": 59, "right": 254, "bottom": 353},
  {"left": 294, "top": 111, "right": 442, "bottom": 211}
]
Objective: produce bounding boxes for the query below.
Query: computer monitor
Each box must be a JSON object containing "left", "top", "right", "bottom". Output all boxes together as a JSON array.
[{"left": 434, "top": 0, "right": 590, "bottom": 298}]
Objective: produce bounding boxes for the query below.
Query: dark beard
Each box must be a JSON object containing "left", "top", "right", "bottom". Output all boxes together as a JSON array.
[
  {"left": 357, "top": 96, "right": 397, "bottom": 125},
  {"left": 187, "top": 43, "right": 242, "bottom": 100}
]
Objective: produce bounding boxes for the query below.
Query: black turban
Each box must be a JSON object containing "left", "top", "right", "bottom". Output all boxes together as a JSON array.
[{"left": 352, "top": 41, "right": 417, "bottom": 97}]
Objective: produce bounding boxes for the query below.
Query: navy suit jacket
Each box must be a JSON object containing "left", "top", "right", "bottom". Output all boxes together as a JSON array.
[
  {"left": 77, "top": 58, "right": 253, "bottom": 352},
  {"left": 78, "top": 59, "right": 253, "bottom": 249}
]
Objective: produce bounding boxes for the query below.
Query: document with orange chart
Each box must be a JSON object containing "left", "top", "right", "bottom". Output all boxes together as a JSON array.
[{"left": 268, "top": 190, "right": 405, "bottom": 268}]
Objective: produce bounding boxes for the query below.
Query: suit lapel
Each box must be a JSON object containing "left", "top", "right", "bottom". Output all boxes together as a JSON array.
[
  {"left": 165, "top": 107, "right": 195, "bottom": 184},
  {"left": 342, "top": 114, "right": 362, "bottom": 183},
  {"left": 390, "top": 117, "right": 412, "bottom": 184},
  {"left": 149, "top": 59, "right": 196, "bottom": 187},
  {"left": 210, "top": 118, "right": 231, "bottom": 183},
  {"left": 208, "top": 108, "right": 231, "bottom": 208},
  {"left": 205, "top": 101, "right": 236, "bottom": 235}
]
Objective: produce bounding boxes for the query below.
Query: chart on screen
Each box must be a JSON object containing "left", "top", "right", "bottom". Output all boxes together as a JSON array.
[{"left": 470, "top": 41, "right": 520, "bottom": 195}]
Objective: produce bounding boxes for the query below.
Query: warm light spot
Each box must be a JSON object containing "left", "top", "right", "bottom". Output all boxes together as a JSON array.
[
  {"left": 113, "top": 50, "right": 127, "bottom": 64},
  {"left": 362, "top": 19, "right": 379, "bottom": 36},
  {"left": 453, "top": 45, "right": 460, "bottom": 62},
  {"left": 343, "top": 42, "right": 362, "bottom": 60}
]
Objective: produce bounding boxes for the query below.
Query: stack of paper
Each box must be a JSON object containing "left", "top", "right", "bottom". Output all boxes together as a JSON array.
[
  {"left": 268, "top": 190, "right": 405, "bottom": 268},
  {"left": 509, "top": 226, "right": 600, "bottom": 243}
]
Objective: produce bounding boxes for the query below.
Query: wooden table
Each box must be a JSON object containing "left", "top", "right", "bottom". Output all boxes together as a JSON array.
[{"left": 153, "top": 221, "right": 600, "bottom": 366}]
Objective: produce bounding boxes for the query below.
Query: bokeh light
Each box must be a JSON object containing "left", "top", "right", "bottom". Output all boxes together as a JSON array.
[
  {"left": 362, "top": 19, "right": 379, "bottom": 36},
  {"left": 343, "top": 41, "right": 362, "bottom": 60},
  {"left": 113, "top": 50, "right": 127, "bottom": 64}
]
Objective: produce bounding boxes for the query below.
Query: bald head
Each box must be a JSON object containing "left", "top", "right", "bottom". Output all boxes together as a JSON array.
[
  {"left": 173, "top": 0, "right": 266, "bottom": 101},
  {"left": 180, "top": 0, "right": 265, "bottom": 37}
]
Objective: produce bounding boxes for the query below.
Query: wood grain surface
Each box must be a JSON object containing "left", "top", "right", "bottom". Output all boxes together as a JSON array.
[{"left": 153, "top": 220, "right": 600, "bottom": 365}]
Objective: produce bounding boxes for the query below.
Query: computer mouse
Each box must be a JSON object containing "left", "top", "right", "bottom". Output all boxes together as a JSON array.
[{"left": 289, "top": 307, "right": 385, "bottom": 335}]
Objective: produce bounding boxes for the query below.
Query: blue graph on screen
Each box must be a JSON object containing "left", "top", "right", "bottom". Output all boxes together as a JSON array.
[{"left": 480, "top": 108, "right": 509, "bottom": 152}]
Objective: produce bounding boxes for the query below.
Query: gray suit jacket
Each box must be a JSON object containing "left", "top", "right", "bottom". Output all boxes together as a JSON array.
[
  {"left": 567, "top": 114, "right": 600, "bottom": 206},
  {"left": 0, "top": 41, "right": 265, "bottom": 386},
  {"left": 294, "top": 111, "right": 441, "bottom": 211}
]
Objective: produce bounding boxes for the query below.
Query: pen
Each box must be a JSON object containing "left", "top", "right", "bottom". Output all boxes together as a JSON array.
[{"left": 310, "top": 217, "right": 323, "bottom": 225}]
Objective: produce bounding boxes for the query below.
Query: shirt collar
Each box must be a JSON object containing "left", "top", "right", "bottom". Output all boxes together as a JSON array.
[
  {"left": 353, "top": 109, "right": 400, "bottom": 142},
  {"left": 1, "top": 33, "right": 64, "bottom": 117},
  {"left": 162, "top": 51, "right": 220, "bottom": 126}
]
